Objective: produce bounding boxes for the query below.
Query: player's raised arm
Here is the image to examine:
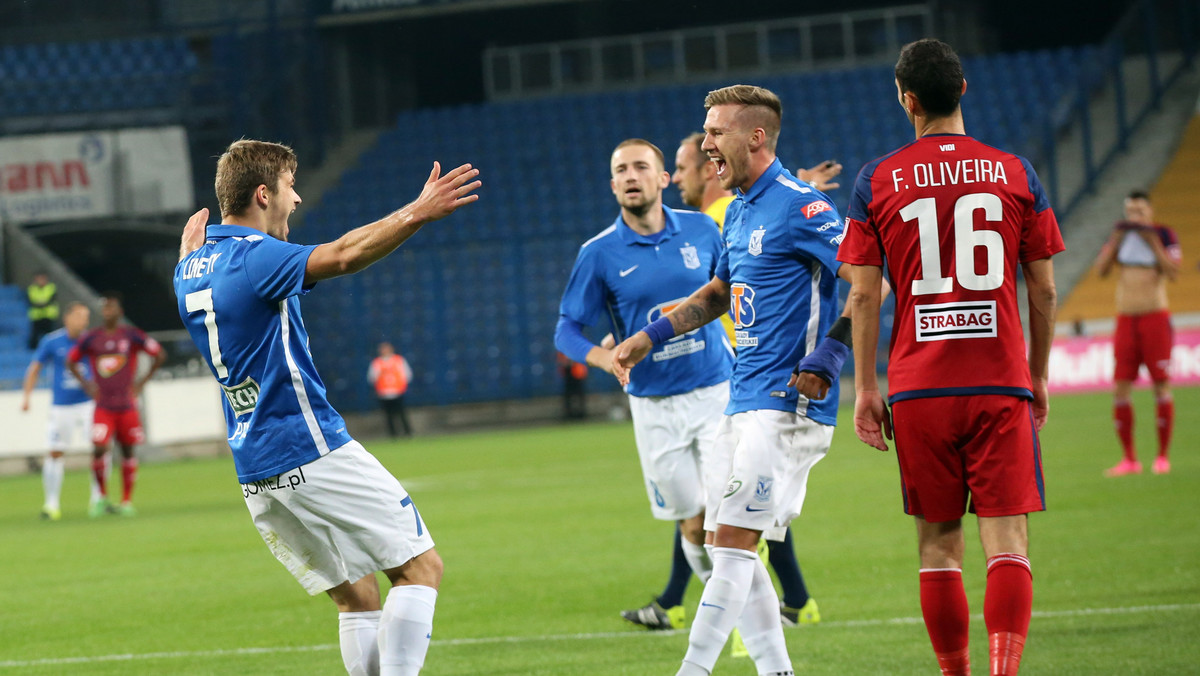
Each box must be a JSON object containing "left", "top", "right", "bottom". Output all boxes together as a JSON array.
[
  {"left": 847, "top": 264, "right": 890, "bottom": 451},
  {"left": 612, "top": 276, "right": 730, "bottom": 385},
  {"left": 179, "top": 208, "right": 209, "bottom": 261},
  {"left": 305, "top": 162, "right": 481, "bottom": 283},
  {"left": 1022, "top": 257, "right": 1058, "bottom": 431}
]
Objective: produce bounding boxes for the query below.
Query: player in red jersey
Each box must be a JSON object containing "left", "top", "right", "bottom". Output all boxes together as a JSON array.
[
  {"left": 1093, "top": 190, "right": 1180, "bottom": 476},
  {"left": 67, "top": 293, "right": 166, "bottom": 517},
  {"left": 839, "top": 40, "right": 1063, "bottom": 676}
]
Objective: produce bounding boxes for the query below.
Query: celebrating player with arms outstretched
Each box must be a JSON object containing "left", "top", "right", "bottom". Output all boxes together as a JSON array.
[
  {"left": 175, "top": 140, "right": 479, "bottom": 676},
  {"left": 840, "top": 39, "right": 1062, "bottom": 676}
]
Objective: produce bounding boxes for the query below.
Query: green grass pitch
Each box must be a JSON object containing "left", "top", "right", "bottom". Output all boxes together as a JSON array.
[{"left": 1, "top": 388, "right": 1197, "bottom": 674}]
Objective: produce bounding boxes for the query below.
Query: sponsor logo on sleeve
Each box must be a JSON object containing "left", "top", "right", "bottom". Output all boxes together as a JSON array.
[
  {"left": 803, "top": 201, "right": 833, "bottom": 219},
  {"left": 915, "top": 300, "right": 997, "bottom": 342}
]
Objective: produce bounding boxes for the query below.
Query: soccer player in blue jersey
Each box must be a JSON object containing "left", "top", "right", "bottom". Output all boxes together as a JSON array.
[
  {"left": 175, "top": 140, "right": 480, "bottom": 676},
  {"left": 615, "top": 85, "right": 858, "bottom": 676},
  {"left": 555, "top": 138, "right": 732, "bottom": 630},
  {"left": 21, "top": 302, "right": 95, "bottom": 520}
]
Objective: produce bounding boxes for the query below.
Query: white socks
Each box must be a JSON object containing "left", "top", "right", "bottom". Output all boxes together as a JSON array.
[
  {"left": 42, "top": 455, "right": 64, "bottom": 510},
  {"left": 737, "top": 558, "right": 792, "bottom": 674},
  {"left": 339, "top": 610, "right": 381, "bottom": 676},
  {"left": 678, "top": 547, "right": 758, "bottom": 675},
  {"left": 378, "top": 585, "right": 438, "bottom": 676},
  {"left": 681, "top": 539, "right": 713, "bottom": 583}
]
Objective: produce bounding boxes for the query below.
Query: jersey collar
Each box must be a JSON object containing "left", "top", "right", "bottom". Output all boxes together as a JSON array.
[
  {"left": 737, "top": 158, "right": 784, "bottom": 204},
  {"left": 614, "top": 205, "right": 681, "bottom": 245},
  {"left": 206, "top": 224, "right": 271, "bottom": 239}
]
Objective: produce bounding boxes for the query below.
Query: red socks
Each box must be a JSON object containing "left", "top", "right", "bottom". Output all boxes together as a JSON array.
[
  {"left": 920, "top": 569, "right": 971, "bottom": 675},
  {"left": 92, "top": 457, "right": 108, "bottom": 497},
  {"left": 121, "top": 458, "right": 138, "bottom": 504},
  {"left": 1113, "top": 401, "right": 1136, "bottom": 461},
  {"left": 985, "top": 554, "right": 1032, "bottom": 676},
  {"left": 1156, "top": 397, "right": 1173, "bottom": 458}
]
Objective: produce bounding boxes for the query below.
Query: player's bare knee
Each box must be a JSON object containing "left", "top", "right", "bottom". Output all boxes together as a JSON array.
[
  {"left": 679, "top": 514, "right": 706, "bottom": 545},
  {"left": 386, "top": 547, "right": 443, "bottom": 589},
  {"left": 713, "top": 525, "right": 760, "bottom": 552},
  {"left": 327, "top": 575, "right": 382, "bottom": 613}
]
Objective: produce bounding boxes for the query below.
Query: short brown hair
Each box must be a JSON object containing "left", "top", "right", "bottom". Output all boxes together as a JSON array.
[
  {"left": 612, "top": 138, "right": 665, "bottom": 170},
  {"left": 680, "top": 132, "right": 706, "bottom": 164},
  {"left": 704, "top": 85, "right": 783, "bottom": 150},
  {"left": 215, "top": 140, "right": 298, "bottom": 218}
]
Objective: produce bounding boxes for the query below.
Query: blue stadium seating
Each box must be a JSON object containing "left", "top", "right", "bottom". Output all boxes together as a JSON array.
[
  {"left": 294, "top": 47, "right": 1094, "bottom": 411},
  {"left": 0, "top": 285, "right": 38, "bottom": 388},
  {"left": 0, "top": 36, "right": 197, "bottom": 120}
]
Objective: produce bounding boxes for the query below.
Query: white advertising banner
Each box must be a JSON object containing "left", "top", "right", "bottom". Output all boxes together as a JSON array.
[
  {"left": 0, "top": 131, "right": 115, "bottom": 224},
  {"left": 0, "top": 127, "right": 192, "bottom": 224}
]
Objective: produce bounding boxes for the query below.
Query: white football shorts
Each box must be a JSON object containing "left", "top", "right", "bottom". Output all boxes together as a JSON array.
[
  {"left": 242, "top": 440, "right": 435, "bottom": 595},
  {"left": 628, "top": 381, "right": 729, "bottom": 521},
  {"left": 47, "top": 401, "right": 94, "bottom": 451},
  {"left": 704, "top": 409, "right": 833, "bottom": 541}
]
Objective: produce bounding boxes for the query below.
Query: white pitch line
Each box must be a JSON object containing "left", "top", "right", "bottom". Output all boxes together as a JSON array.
[{"left": 2, "top": 602, "right": 1197, "bottom": 669}]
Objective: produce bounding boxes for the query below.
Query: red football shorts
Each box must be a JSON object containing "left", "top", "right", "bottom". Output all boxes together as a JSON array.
[
  {"left": 92, "top": 407, "right": 145, "bottom": 447},
  {"left": 1113, "top": 311, "right": 1173, "bottom": 383},
  {"left": 891, "top": 394, "right": 1045, "bottom": 523}
]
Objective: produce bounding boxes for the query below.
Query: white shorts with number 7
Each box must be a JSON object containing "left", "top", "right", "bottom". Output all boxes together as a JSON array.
[{"left": 242, "top": 440, "right": 434, "bottom": 595}]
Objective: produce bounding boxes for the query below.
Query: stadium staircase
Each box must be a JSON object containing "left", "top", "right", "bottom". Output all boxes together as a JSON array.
[
  {"left": 295, "top": 47, "right": 1095, "bottom": 411},
  {"left": 1057, "top": 100, "right": 1200, "bottom": 325}
]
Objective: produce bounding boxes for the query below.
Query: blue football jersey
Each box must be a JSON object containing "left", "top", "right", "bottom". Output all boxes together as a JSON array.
[
  {"left": 174, "top": 225, "right": 352, "bottom": 483},
  {"left": 559, "top": 206, "right": 733, "bottom": 397},
  {"left": 716, "top": 159, "right": 845, "bottom": 424},
  {"left": 32, "top": 329, "right": 91, "bottom": 406}
]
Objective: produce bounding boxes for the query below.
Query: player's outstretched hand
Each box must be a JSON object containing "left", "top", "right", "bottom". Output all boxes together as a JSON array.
[
  {"left": 413, "top": 162, "right": 482, "bottom": 222},
  {"left": 797, "top": 160, "right": 843, "bottom": 192},
  {"left": 612, "top": 332, "right": 653, "bottom": 387},
  {"left": 854, "top": 389, "right": 891, "bottom": 452},
  {"left": 179, "top": 208, "right": 209, "bottom": 261}
]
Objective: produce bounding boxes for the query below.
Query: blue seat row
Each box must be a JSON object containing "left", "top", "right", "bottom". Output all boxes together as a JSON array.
[{"left": 294, "top": 47, "right": 1089, "bottom": 411}]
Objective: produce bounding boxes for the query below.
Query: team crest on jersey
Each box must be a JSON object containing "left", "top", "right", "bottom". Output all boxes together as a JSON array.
[
  {"left": 223, "top": 377, "right": 261, "bottom": 417},
  {"left": 754, "top": 475, "right": 773, "bottom": 503},
  {"left": 95, "top": 354, "right": 127, "bottom": 378},
  {"left": 679, "top": 245, "right": 701, "bottom": 269},
  {"left": 748, "top": 227, "right": 766, "bottom": 256},
  {"left": 803, "top": 201, "right": 833, "bottom": 219}
]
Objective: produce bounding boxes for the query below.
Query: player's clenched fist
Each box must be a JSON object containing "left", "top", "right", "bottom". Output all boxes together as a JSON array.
[{"left": 611, "top": 332, "right": 654, "bottom": 387}]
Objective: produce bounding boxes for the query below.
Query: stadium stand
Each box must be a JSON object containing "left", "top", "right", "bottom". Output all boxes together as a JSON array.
[
  {"left": 297, "top": 46, "right": 1095, "bottom": 411},
  {"left": 0, "top": 37, "right": 197, "bottom": 119},
  {"left": 1059, "top": 112, "right": 1200, "bottom": 322},
  {"left": 0, "top": 285, "right": 34, "bottom": 387}
]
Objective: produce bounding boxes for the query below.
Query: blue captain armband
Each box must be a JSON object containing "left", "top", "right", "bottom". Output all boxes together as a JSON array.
[{"left": 795, "top": 317, "right": 852, "bottom": 384}]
